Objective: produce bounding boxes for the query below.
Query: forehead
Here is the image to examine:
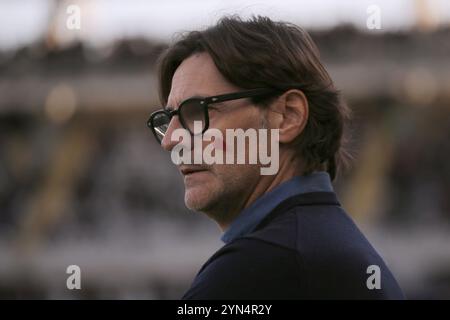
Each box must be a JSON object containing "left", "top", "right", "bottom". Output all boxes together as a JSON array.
[{"left": 167, "top": 52, "right": 238, "bottom": 107}]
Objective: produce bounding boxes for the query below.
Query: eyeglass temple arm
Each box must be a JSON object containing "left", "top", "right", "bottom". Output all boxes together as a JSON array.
[{"left": 203, "top": 88, "right": 279, "bottom": 104}]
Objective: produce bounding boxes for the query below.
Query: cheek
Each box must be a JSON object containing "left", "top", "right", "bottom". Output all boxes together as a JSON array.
[{"left": 213, "top": 137, "right": 226, "bottom": 152}]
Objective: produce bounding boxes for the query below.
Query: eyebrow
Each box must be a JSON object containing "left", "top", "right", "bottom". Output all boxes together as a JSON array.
[{"left": 164, "top": 94, "right": 209, "bottom": 111}]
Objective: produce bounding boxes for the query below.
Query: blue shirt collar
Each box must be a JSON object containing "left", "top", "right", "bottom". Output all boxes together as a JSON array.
[{"left": 221, "top": 171, "right": 334, "bottom": 244}]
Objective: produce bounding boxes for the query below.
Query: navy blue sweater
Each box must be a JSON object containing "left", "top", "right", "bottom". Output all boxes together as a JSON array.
[{"left": 182, "top": 192, "right": 404, "bottom": 299}]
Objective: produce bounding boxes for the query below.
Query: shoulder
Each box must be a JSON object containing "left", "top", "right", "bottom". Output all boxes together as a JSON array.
[
  {"left": 251, "top": 201, "right": 381, "bottom": 260},
  {"left": 250, "top": 203, "right": 405, "bottom": 299}
]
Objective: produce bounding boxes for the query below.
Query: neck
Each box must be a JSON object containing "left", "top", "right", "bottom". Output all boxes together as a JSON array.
[{"left": 217, "top": 152, "right": 303, "bottom": 231}]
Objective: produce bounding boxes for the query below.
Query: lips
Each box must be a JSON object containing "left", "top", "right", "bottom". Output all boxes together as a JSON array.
[{"left": 179, "top": 165, "right": 208, "bottom": 176}]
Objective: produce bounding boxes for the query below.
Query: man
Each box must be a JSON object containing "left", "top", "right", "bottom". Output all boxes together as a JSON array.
[{"left": 147, "top": 16, "right": 404, "bottom": 299}]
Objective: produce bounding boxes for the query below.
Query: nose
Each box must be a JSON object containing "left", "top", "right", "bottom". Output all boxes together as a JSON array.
[{"left": 161, "top": 115, "right": 185, "bottom": 152}]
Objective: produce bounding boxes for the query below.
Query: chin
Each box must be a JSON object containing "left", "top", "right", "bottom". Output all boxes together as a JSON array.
[
  {"left": 184, "top": 185, "right": 214, "bottom": 211},
  {"left": 183, "top": 170, "right": 219, "bottom": 210}
]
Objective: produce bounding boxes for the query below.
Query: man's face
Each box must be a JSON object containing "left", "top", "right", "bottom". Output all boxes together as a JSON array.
[{"left": 161, "top": 52, "right": 266, "bottom": 222}]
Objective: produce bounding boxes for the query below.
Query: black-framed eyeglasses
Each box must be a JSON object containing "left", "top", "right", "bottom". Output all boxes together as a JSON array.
[{"left": 147, "top": 88, "right": 279, "bottom": 144}]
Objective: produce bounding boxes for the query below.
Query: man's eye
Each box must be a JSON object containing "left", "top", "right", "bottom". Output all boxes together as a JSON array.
[
  {"left": 208, "top": 106, "right": 222, "bottom": 117},
  {"left": 209, "top": 103, "right": 224, "bottom": 111}
]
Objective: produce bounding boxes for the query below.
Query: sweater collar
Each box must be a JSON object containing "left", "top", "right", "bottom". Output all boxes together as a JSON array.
[{"left": 221, "top": 171, "right": 334, "bottom": 244}]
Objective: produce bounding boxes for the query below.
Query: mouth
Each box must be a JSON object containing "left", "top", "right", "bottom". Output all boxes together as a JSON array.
[{"left": 179, "top": 166, "right": 209, "bottom": 176}]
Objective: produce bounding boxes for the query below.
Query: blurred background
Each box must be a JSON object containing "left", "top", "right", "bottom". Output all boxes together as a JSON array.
[{"left": 1, "top": 0, "right": 450, "bottom": 299}]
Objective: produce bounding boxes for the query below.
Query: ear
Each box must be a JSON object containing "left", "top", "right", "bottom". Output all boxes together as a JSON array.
[{"left": 268, "top": 89, "right": 309, "bottom": 144}]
